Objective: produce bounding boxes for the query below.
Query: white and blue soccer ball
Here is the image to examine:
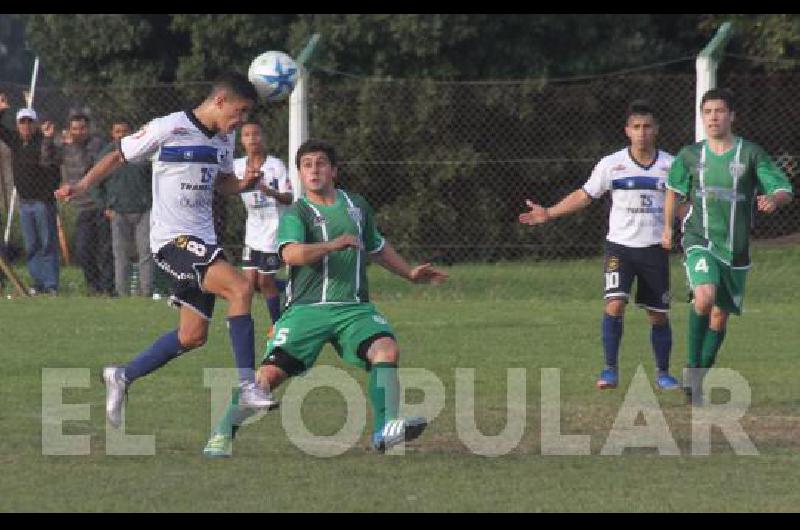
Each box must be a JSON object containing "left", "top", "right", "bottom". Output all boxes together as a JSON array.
[{"left": 248, "top": 51, "right": 298, "bottom": 102}]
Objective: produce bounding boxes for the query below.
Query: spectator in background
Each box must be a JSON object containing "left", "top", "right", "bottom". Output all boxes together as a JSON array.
[
  {"left": 42, "top": 113, "right": 113, "bottom": 295},
  {"left": 0, "top": 92, "right": 61, "bottom": 294},
  {"left": 91, "top": 118, "right": 154, "bottom": 297}
]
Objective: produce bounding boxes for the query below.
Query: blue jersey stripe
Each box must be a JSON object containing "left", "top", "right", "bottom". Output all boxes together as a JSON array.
[
  {"left": 611, "top": 176, "right": 664, "bottom": 191},
  {"left": 159, "top": 145, "right": 218, "bottom": 164}
]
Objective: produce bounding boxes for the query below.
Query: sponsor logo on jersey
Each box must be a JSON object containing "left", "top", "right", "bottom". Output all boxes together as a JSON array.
[
  {"left": 171, "top": 127, "right": 190, "bottom": 136},
  {"left": 174, "top": 235, "right": 189, "bottom": 249},
  {"left": 611, "top": 164, "right": 627, "bottom": 172},
  {"left": 729, "top": 161, "right": 745, "bottom": 179},
  {"left": 180, "top": 182, "right": 213, "bottom": 191},
  {"left": 347, "top": 206, "right": 363, "bottom": 225},
  {"left": 312, "top": 214, "right": 326, "bottom": 227}
]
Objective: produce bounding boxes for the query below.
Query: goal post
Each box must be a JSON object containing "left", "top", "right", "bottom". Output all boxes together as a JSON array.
[
  {"left": 288, "top": 33, "right": 321, "bottom": 201},
  {"left": 696, "top": 22, "right": 733, "bottom": 141}
]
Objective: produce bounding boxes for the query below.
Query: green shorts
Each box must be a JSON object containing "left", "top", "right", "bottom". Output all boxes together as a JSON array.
[
  {"left": 262, "top": 303, "right": 395, "bottom": 374},
  {"left": 684, "top": 248, "right": 748, "bottom": 315}
]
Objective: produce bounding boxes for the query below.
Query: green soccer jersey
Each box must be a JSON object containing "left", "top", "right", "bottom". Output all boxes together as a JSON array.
[
  {"left": 277, "top": 189, "right": 385, "bottom": 306},
  {"left": 667, "top": 137, "right": 794, "bottom": 267}
]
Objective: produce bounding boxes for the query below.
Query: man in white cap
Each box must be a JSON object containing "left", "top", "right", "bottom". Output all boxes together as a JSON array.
[{"left": 0, "top": 92, "right": 61, "bottom": 294}]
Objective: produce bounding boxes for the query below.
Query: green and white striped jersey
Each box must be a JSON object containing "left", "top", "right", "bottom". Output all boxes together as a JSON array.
[
  {"left": 277, "top": 189, "right": 385, "bottom": 306},
  {"left": 667, "top": 137, "right": 793, "bottom": 267}
]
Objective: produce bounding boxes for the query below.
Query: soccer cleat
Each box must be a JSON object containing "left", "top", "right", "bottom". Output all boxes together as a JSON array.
[
  {"left": 202, "top": 432, "right": 232, "bottom": 458},
  {"left": 596, "top": 368, "right": 618, "bottom": 389},
  {"left": 103, "top": 366, "right": 128, "bottom": 428},
  {"left": 371, "top": 416, "right": 428, "bottom": 453},
  {"left": 656, "top": 373, "right": 680, "bottom": 390},
  {"left": 238, "top": 381, "right": 280, "bottom": 410}
]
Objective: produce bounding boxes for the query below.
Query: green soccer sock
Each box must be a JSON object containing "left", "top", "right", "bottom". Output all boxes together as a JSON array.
[
  {"left": 700, "top": 327, "right": 727, "bottom": 368},
  {"left": 368, "top": 362, "right": 399, "bottom": 434},
  {"left": 212, "top": 388, "right": 258, "bottom": 439},
  {"left": 687, "top": 308, "right": 710, "bottom": 368}
]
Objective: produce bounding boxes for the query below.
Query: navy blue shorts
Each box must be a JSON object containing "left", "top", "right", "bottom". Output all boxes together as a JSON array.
[
  {"left": 154, "top": 235, "right": 225, "bottom": 320},
  {"left": 241, "top": 246, "right": 281, "bottom": 275},
  {"left": 603, "top": 241, "right": 670, "bottom": 312}
]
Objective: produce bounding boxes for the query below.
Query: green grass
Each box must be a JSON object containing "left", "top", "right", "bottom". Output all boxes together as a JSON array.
[{"left": 1, "top": 244, "right": 799, "bottom": 511}]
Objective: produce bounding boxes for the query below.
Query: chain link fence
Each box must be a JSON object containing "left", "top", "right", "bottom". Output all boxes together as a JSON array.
[{"left": 0, "top": 70, "right": 798, "bottom": 294}]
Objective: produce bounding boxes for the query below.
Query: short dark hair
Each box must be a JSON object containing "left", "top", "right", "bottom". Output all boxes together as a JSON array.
[
  {"left": 241, "top": 120, "right": 262, "bottom": 130},
  {"left": 69, "top": 113, "right": 90, "bottom": 125},
  {"left": 210, "top": 71, "right": 258, "bottom": 103},
  {"left": 625, "top": 99, "right": 656, "bottom": 122},
  {"left": 701, "top": 88, "right": 735, "bottom": 112},
  {"left": 295, "top": 139, "right": 337, "bottom": 169},
  {"left": 110, "top": 117, "right": 132, "bottom": 128}
]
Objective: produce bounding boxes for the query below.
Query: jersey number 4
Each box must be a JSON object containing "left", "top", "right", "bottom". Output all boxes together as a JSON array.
[{"left": 694, "top": 257, "right": 709, "bottom": 274}]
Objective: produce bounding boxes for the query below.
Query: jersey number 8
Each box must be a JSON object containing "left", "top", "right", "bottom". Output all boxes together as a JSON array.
[{"left": 186, "top": 240, "right": 207, "bottom": 257}]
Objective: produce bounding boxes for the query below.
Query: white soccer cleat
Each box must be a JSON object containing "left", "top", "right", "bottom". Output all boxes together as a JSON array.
[
  {"left": 372, "top": 416, "right": 428, "bottom": 452},
  {"left": 103, "top": 366, "right": 128, "bottom": 428},
  {"left": 238, "top": 381, "right": 280, "bottom": 410}
]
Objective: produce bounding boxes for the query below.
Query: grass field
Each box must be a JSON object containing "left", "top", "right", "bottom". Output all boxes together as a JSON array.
[{"left": 1, "top": 244, "right": 799, "bottom": 512}]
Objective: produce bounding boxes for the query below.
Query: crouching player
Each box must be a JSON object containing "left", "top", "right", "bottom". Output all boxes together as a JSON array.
[{"left": 203, "top": 139, "right": 449, "bottom": 457}]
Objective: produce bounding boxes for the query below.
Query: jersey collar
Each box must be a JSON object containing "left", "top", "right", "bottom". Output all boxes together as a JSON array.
[
  {"left": 184, "top": 109, "right": 216, "bottom": 140},
  {"left": 627, "top": 147, "right": 659, "bottom": 171}
]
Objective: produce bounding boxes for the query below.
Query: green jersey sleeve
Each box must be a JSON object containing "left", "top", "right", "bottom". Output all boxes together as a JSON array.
[
  {"left": 277, "top": 208, "right": 307, "bottom": 254},
  {"left": 754, "top": 145, "right": 794, "bottom": 196},
  {"left": 666, "top": 150, "right": 692, "bottom": 196},
  {"left": 362, "top": 200, "right": 385, "bottom": 254}
]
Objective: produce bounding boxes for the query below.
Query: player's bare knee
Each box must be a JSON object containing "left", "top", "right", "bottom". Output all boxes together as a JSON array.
[
  {"left": 367, "top": 338, "right": 400, "bottom": 365},
  {"left": 710, "top": 307, "right": 729, "bottom": 330},
  {"left": 693, "top": 294, "right": 714, "bottom": 315},
  {"left": 228, "top": 276, "right": 254, "bottom": 305},
  {"left": 257, "top": 364, "right": 287, "bottom": 390},
  {"left": 178, "top": 328, "right": 207, "bottom": 350},
  {"left": 605, "top": 298, "right": 626, "bottom": 317},
  {"left": 647, "top": 311, "right": 668, "bottom": 326}
]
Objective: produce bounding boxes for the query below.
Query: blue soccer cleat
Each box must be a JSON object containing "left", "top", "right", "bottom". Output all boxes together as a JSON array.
[
  {"left": 372, "top": 416, "right": 428, "bottom": 453},
  {"left": 656, "top": 373, "right": 680, "bottom": 391},
  {"left": 596, "top": 368, "right": 618, "bottom": 389}
]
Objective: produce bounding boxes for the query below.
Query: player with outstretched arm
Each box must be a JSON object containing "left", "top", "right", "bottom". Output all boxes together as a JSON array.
[
  {"left": 55, "top": 72, "right": 278, "bottom": 428},
  {"left": 520, "top": 100, "right": 681, "bottom": 391},
  {"left": 202, "top": 139, "right": 449, "bottom": 457}
]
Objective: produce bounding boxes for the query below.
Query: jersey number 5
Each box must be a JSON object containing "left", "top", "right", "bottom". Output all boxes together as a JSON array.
[{"left": 273, "top": 328, "right": 289, "bottom": 346}]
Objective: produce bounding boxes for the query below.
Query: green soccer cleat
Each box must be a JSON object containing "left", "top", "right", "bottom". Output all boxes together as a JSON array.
[{"left": 203, "top": 432, "right": 233, "bottom": 459}]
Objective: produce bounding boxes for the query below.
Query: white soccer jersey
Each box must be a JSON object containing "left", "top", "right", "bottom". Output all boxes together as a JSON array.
[
  {"left": 120, "top": 110, "right": 235, "bottom": 252},
  {"left": 582, "top": 147, "right": 674, "bottom": 248},
  {"left": 234, "top": 155, "right": 291, "bottom": 253}
]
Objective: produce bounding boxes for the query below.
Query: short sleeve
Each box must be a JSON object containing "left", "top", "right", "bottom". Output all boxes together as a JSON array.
[
  {"left": 754, "top": 146, "right": 794, "bottom": 196},
  {"left": 120, "top": 117, "right": 168, "bottom": 163},
  {"left": 274, "top": 159, "right": 292, "bottom": 194},
  {"left": 219, "top": 134, "right": 235, "bottom": 174},
  {"left": 233, "top": 158, "right": 246, "bottom": 180},
  {"left": 666, "top": 151, "right": 691, "bottom": 196},
  {"left": 362, "top": 201, "right": 385, "bottom": 254},
  {"left": 277, "top": 208, "right": 307, "bottom": 257},
  {"left": 582, "top": 158, "right": 610, "bottom": 199}
]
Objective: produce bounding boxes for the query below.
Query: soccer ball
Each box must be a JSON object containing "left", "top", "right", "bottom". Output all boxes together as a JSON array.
[{"left": 248, "top": 51, "right": 299, "bottom": 102}]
